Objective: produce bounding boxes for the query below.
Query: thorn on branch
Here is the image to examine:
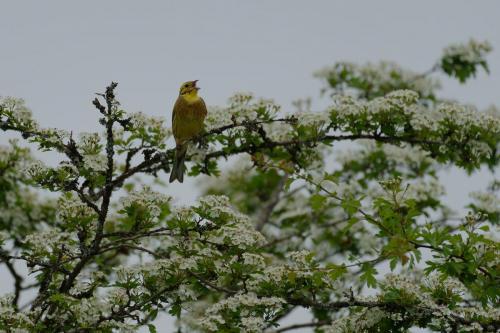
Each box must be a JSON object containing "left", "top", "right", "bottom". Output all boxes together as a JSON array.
[
  {"left": 92, "top": 98, "right": 106, "bottom": 115},
  {"left": 142, "top": 148, "right": 155, "bottom": 161},
  {"left": 65, "top": 131, "right": 83, "bottom": 166},
  {"left": 116, "top": 117, "right": 132, "bottom": 130},
  {"left": 105, "top": 82, "right": 118, "bottom": 102},
  {"left": 343, "top": 287, "right": 355, "bottom": 304}
]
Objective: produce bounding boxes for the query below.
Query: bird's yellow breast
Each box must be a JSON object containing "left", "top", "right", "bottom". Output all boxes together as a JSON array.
[{"left": 182, "top": 91, "right": 200, "bottom": 103}]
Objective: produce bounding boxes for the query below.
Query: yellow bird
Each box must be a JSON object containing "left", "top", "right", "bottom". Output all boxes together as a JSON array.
[{"left": 169, "top": 80, "right": 207, "bottom": 183}]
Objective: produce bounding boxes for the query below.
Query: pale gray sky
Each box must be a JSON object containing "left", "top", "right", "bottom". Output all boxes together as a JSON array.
[{"left": 1, "top": 1, "right": 499, "bottom": 332}]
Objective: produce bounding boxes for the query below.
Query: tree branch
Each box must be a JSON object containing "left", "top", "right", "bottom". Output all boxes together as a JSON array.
[
  {"left": 0, "top": 251, "right": 23, "bottom": 308},
  {"left": 271, "top": 320, "right": 330, "bottom": 333},
  {"left": 58, "top": 82, "right": 119, "bottom": 295},
  {"left": 255, "top": 173, "right": 288, "bottom": 231},
  {"left": 289, "top": 297, "right": 499, "bottom": 332}
]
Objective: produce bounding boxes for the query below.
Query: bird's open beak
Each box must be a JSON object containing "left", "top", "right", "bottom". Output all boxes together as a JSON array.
[{"left": 193, "top": 80, "right": 200, "bottom": 90}]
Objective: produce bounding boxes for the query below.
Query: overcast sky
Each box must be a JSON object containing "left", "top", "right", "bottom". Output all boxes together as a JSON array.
[{"left": 1, "top": 1, "right": 499, "bottom": 332}]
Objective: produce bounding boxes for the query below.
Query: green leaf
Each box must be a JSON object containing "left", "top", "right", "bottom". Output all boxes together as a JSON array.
[
  {"left": 341, "top": 197, "right": 361, "bottom": 216},
  {"left": 310, "top": 194, "right": 326, "bottom": 211},
  {"left": 169, "top": 303, "right": 182, "bottom": 317},
  {"left": 389, "top": 258, "right": 398, "bottom": 271},
  {"left": 479, "top": 225, "right": 490, "bottom": 232},
  {"left": 360, "top": 263, "right": 378, "bottom": 288}
]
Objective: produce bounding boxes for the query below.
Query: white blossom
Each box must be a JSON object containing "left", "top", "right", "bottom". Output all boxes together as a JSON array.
[
  {"left": 24, "top": 228, "right": 78, "bottom": 260},
  {"left": 119, "top": 186, "right": 171, "bottom": 220},
  {"left": 242, "top": 253, "right": 265, "bottom": 267},
  {"left": 262, "top": 121, "right": 294, "bottom": 142},
  {"left": 23, "top": 160, "right": 48, "bottom": 180},
  {"left": 129, "top": 111, "right": 170, "bottom": 142},
  {"left": 212, "top": 222, "right": 266, "bottom": 249},
  {"left": 205, "top": 94, "right": 280, "bottom": 131},
  {"left": 108, "top": 287, "right": 130, "bottom": 305},
  {"left": 240, "top": 316, "right": 266, "bottom": 332},
  {"left": 249, "top": 265, "right": 288, "bottom": 286},
  {"left": 38, "top": 128, "right": 70, "bottom": 146},
  {"left": 58, "top": 193, "right": 97, "bottom": 222},
  {"left": 187, "top": 143, "right": 208, "bottom": 163},
  {"left": 295, "top": 110, "right": 330, "bottom": 127},
  {"left": 205, "top": 106, "right": 233, "bottom": 131},
  {"left": 0, "top": 97, "right": 38, "bottom": 130},
  {"left": 199, "top": 314, "right": 225, "bottom": 331},
  {"left": 83, "top": 153, "right": 107, "bottom": 172},
  {"left": 78, "top": 132, "right": 101, "bottom": 153},
  {"left": 222, "top": 293, "right": 286, "bottom": 310},
  {"left": 129, "top": 112, "right": 148, "bottom": 128},
  {"left": 287, "top": 249, "right": 314, "bottom": 266},
  {"left": 198, "top": 195, "right": 235, "bottom": 219},
  {"left": 0, "top": 294, "right": 34, "bottom": 329},
  {"left": 442, "top": 39, "right": 492, "bottom": 64},
  {"left": 176, "top": 284, "right": 198, "bottom": 301},
  {"left": 321, "top": 307, "right": 386, "bottom": 333},
  {"left": 470, "top": 190, "right": 500, "bottom": 214},
  {"left": 424, "top": 273, "right": 467, "bottom": 297},
  {"left": 315, "top": 61, "right": 440, "bottom": 99}
]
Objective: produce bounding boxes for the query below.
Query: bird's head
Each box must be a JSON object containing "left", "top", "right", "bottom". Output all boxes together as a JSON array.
[{"left": 179, "top": 80, "right": 200, "bottom": 97}]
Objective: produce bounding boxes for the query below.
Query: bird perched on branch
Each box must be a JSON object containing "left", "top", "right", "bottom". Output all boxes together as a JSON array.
[{"left": 169, "top": 80, "right": 207, "bottom": 183}]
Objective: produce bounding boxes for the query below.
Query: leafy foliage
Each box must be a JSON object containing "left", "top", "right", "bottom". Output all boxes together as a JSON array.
[{"left": 0, "top": 40, "right": 499, "bottom": 332}]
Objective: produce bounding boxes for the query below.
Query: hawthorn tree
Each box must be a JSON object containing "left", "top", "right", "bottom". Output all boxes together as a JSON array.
[{"left": 0, "top": 39, "right": 498, "bottom": 333}]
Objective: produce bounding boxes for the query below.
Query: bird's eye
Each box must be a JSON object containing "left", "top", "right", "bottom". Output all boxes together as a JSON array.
[{"left": 184, "top": 84, "right": 189, "bottom": 88}]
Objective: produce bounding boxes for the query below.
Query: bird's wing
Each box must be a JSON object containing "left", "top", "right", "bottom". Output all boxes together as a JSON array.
[
  {"left": 172, "top": 96, "right": 184, "bottom": 142},
  {"left": 172, "top": 96, "right": 182, "bottom": 123},
  {"left": 198, "top": 97, "right": 208, "bottom": 118}
]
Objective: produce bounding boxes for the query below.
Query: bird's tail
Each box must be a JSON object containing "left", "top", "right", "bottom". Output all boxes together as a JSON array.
[{"left": 169, "top": 144, "right": 187, "bottom": 183}]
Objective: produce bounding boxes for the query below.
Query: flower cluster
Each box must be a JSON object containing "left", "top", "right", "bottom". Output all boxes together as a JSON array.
[
  {"left": 261, "top": 121, "right": 294, "bottom": 142},
  {"left": 187, "top": 144, "right": 209, "bottom": 163},
  {"left": 77, "top": 132, "right": 102, "bottom": 154},
  {"left": 41, "top": 292, "right": 138, "bottom": 331},
  {"left": 75, "top": 132, "right": 107, "bottom": 171},
  {"left": 119, "top": 186, "right": 171, "bottom": 224},
  {"left": 24, "top": 228, "right": 78, "bottom": 261},
  {"left": 286, "top": 249, "right": 315, "bottom": 267},
  {"left": 441, "top": 39, "right": 493, "bottom": 83},
  {"left": 205, "top": 93, "right": 280, "bottom": 131},
  {"left": 424, "top": 273, "right": 467, "bottom": 299},
  {"left": 0, "top": 295, "right": 34, "bottom": 331},
  {"left": 373, "top": 176, "right": 444, "bottom": 205},
  {"left": 83, "top": 154, "right": 108, "bottom": 172},
  {"left": 315, "top": 61, "right": 440, "bottom": 100},
  {"left": 322, "top": 307, "right": 387, "bottom": 333},
  {"left": 199, "top": 293, "right": 285, "bottom": 332},
  {"left": 23, "top": 159, "right": 80, "bottom": 190},
  {"left": 194, "top": 195, "right": 267, "bottom": 248},
  {"left": 58, "top": 193, "right": 98, "bottom": 229},
  {"left": 228, "top": 93, "right": 280, "bottom": 122},
  {"left": 23, "top": 160, "right": 49, "bottom": 181},
  {"left": 469, "top": 190, "right": 500, "bottom": 215},
  {"left": 329, "top": 90, "right": 499, "bottom": 168},
  {"left": 205, "top": 105, "right": 232, "bottom": 131},
  {"left": 128, "top": 111, "right": 170, "bottom": 147},
  {"left": 442, "top": 39, "right": 492, "bottom": 64},
  {"left": 197, "top": 195, "right": 234, "bottom": 219},
  {"left": 0, "top": 97, "right": 39, "bottom": 131},
  {"left": 208, "top": 217, "right": 266, "bottom": 249},
  {"left": 295, "top": 110, "right": 330, "bottom": 128},
  {"left": 337, "top": 140, "right": 438, "bottom": 180}
]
